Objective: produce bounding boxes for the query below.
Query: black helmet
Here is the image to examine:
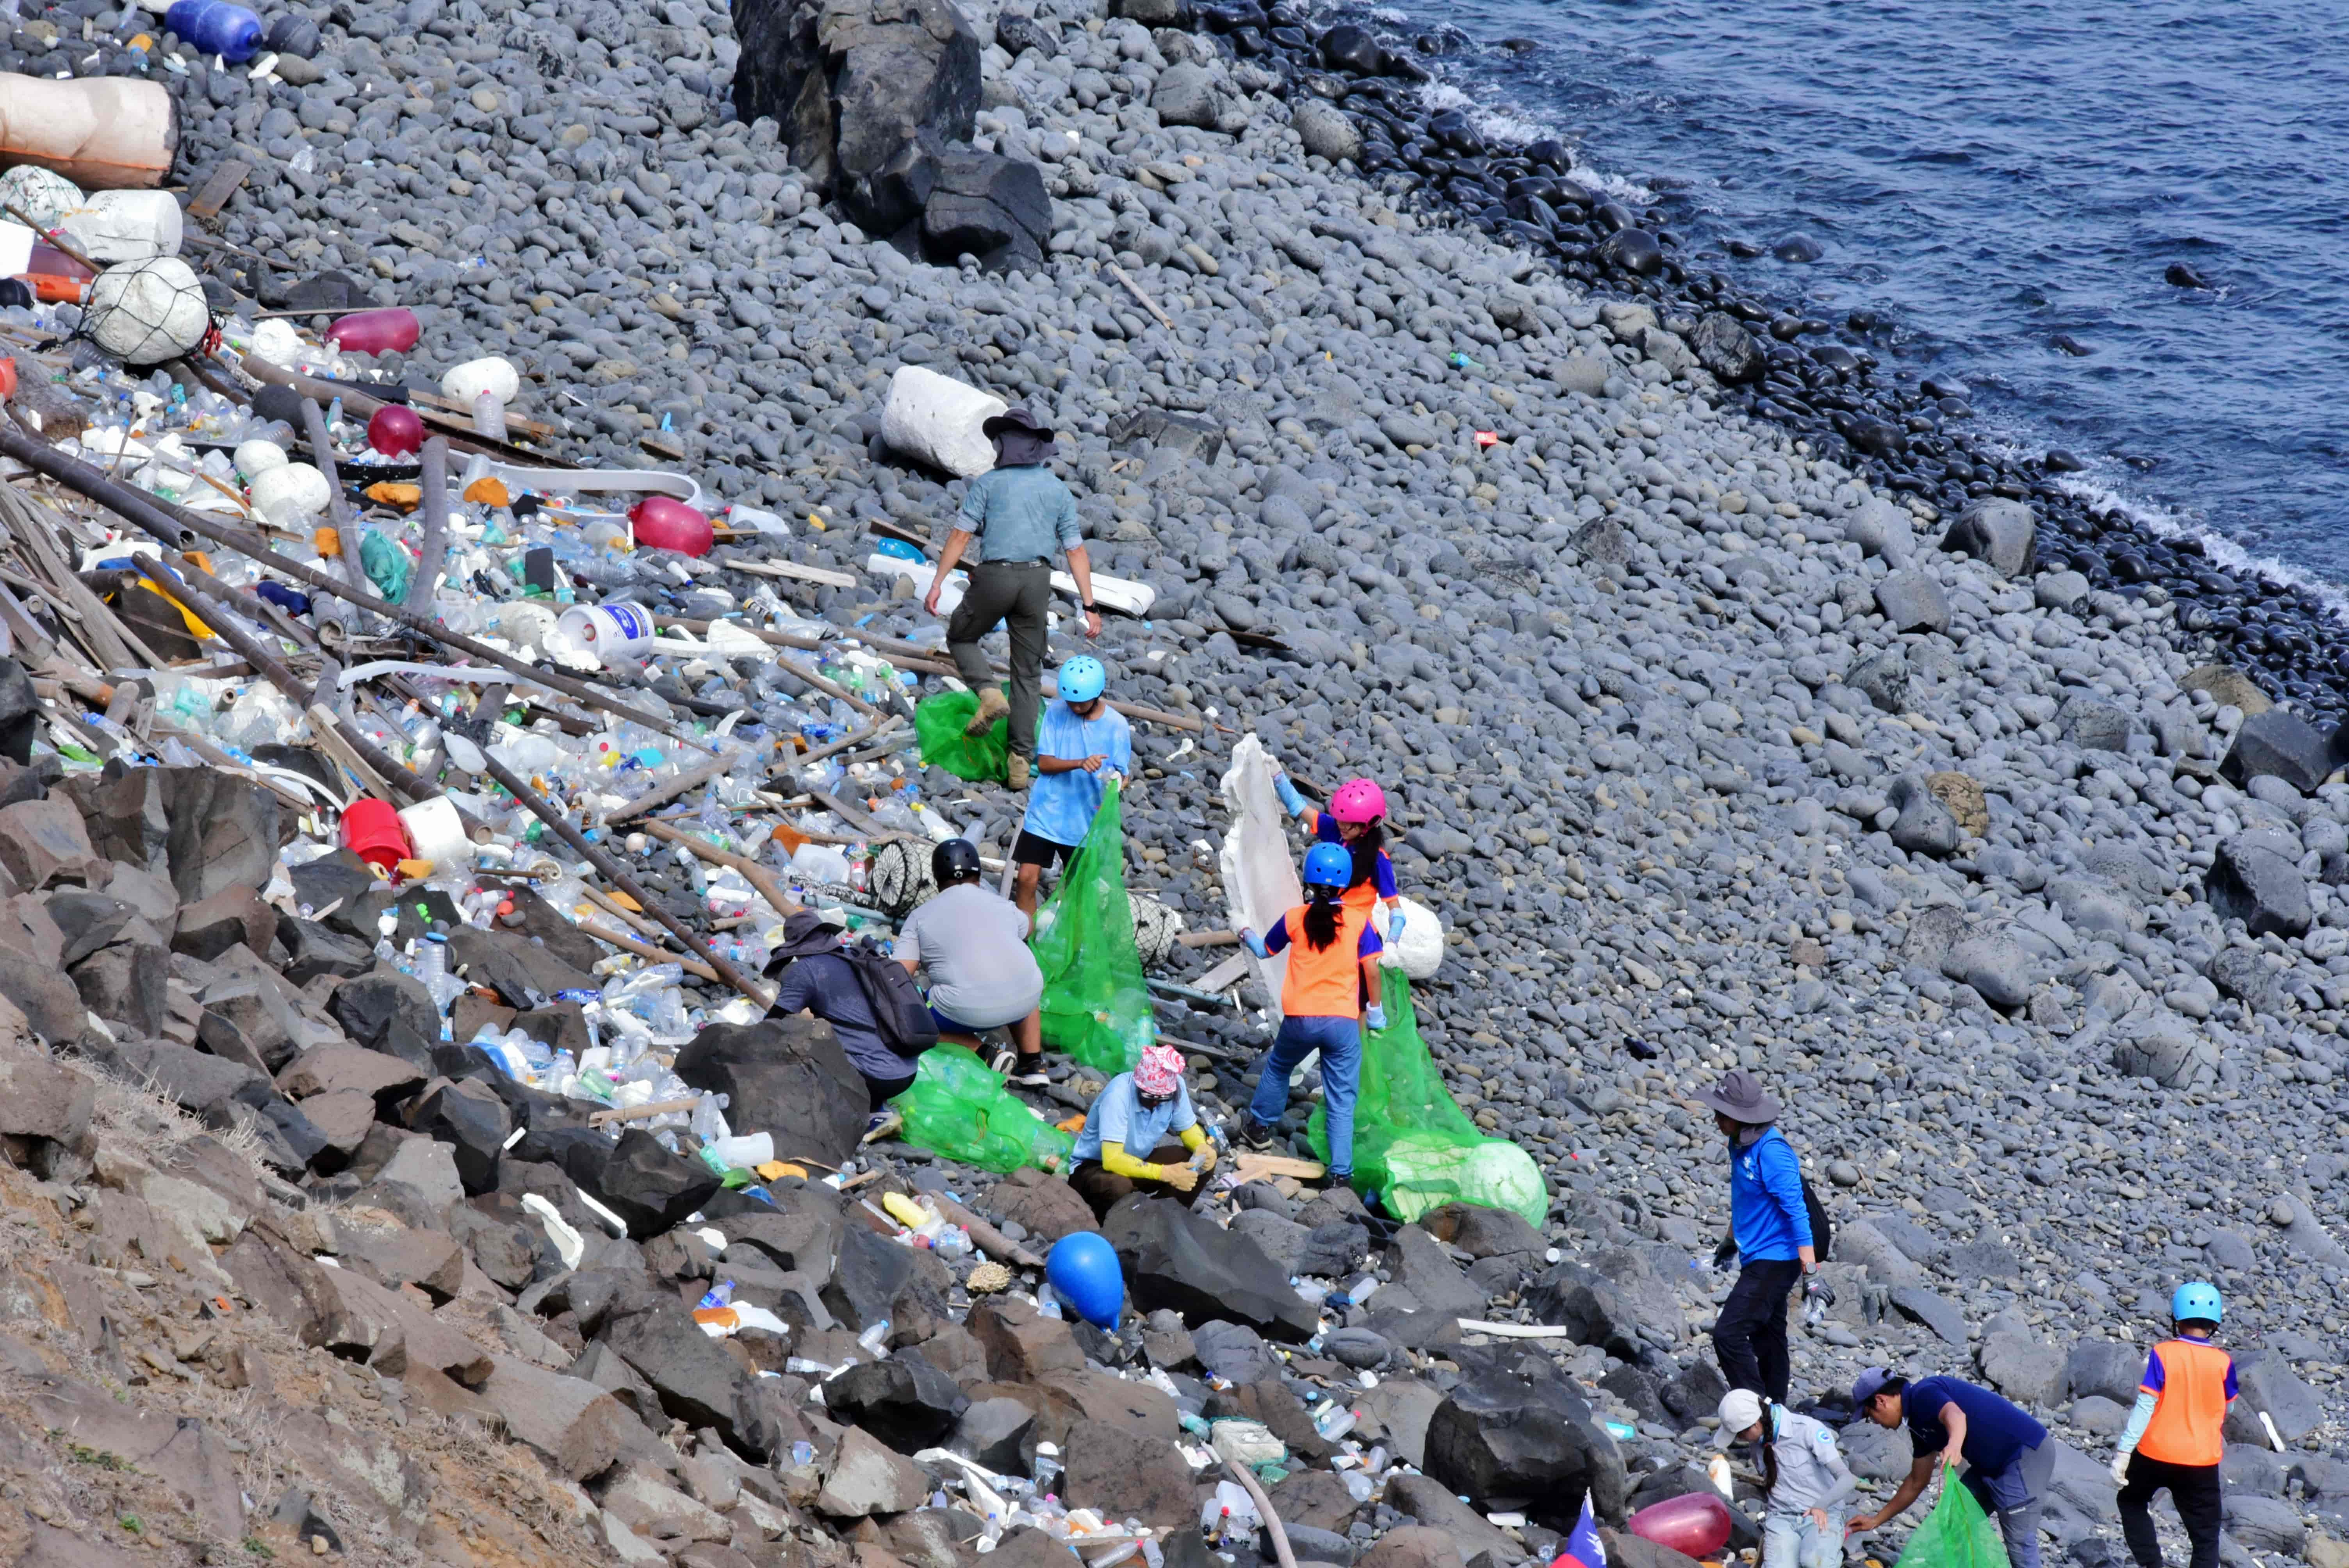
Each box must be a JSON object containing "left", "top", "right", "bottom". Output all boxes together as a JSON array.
[{"left": 932, "top": 838, "right": 983, "bottom": 886}]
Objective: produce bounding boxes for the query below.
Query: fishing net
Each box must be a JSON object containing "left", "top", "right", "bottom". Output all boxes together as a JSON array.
[
  {"left": 83, "top": 257, "right": 212, "bottom": 365},
  {"left": 1310, "top": 968, "right": 1548, "bottom": 1228},
  {"left": 1028, "top": 777, "right": 1155, "bottom": 1073},
  {"left": 914, "top": 686, "right": 1009, "bottom": 783},
  {"left": 1897, "top": 1470, "right": 2009, "bottom": 1568},
  {"left": 890, "top": 1042, "right": 1074, "bottom": 1174}
]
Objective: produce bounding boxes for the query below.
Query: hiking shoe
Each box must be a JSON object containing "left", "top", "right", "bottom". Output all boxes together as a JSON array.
[
  {"left": 1237, "top": 1118, "right": 1278, "bottom": 1153},
  {"left": 1007, "top": 1054, "right": 1050, "bottom": 1087},
  {"left": 862, "top": 1109, "right": 902, "bottom": 1143},
  {"left": 965, "top": 687, "right": 1010, "bottom": 737},
  {"left": 1006, "top": 752, "right": 1031, "bottom": 789}
]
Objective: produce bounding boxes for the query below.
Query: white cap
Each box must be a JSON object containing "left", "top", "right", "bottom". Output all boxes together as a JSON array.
[{"left": 1717, "top": 1388, "right": 1764, "bottom": 1440}]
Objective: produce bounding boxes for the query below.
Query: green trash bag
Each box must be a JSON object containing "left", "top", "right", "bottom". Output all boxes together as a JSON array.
[
  {"left": 1895, "top": 1469, "right": 2008, "bottom": 1568},
  {"left": 890, "top": 1042, "right": 1075, "bottom": 1174},
  {"left": 1309, "top": 968, "right": 1548, "bottom": 1229},
  {"left": 914, "top": 687, "right": 1009, "bottom": 782},
  {"left": 1028, "top": 778, "right": 1155, "bottom": 1074}
]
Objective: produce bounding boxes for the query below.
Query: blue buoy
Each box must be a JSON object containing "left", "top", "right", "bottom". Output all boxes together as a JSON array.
[{"left": 1045, "top": 1231, "right": 1125, "bottom": 1328}]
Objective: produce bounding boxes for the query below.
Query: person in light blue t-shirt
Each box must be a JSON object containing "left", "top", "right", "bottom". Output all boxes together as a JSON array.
[{"left": 1014, "top": 655, "right": 1130, "bottom": 919}]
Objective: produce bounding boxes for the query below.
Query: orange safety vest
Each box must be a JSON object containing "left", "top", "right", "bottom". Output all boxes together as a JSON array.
[
  {"left": 1279, "top": 901, "right": 1370, "bottom": 1019},
  {"left": 2137, "top": 1338, "right": 2235, "bottom": 1468}
]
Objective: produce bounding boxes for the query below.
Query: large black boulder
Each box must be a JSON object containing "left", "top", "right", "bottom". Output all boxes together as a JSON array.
[
  {"left": 922, "top": 150, "right": 1053, "bottom": 272},
  {"left": 731, "top": 0, "right": 980, "bottom": 234},
  {"left": 1103, "top": 1195, "right": 1317, "bottom": 1342},
  {"left": 825, "top": 1354, "right": 969, "bottom": 1452},
  {"left": 672, "top": 1016, "right": 868, "bottom": 1169},
  {"left": 1423, "top": 1363, "right": 1627, "bottom": 1528}
]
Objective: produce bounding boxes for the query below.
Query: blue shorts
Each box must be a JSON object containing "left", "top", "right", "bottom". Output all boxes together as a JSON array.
[{"left": 930, "top": 1005, "right": 987, "bottom": 1038}]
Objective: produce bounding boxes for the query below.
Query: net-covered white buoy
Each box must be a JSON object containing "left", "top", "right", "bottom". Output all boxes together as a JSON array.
[
  {"left": 867, "top": 838, "right": 936, "bottom": 917},
  {"left": 0, "top": 166, "right": 85, "bottom": 230},
  {"left": 84, "top": 257, "right": 210, "bottom": 365}
]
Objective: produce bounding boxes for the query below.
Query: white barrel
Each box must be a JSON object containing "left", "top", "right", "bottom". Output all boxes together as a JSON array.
[
  {"left": 880, "top": 365, "right": 1007, "bottom": 477},
  {"left": 554, "top": 600, "right": 657, "bottom": 667},
  {"left": 55, "top": 188, "right": 182, "bottom": 262},
  {"left": 396, "top": 796, "right": 469, "bottom": 871}
]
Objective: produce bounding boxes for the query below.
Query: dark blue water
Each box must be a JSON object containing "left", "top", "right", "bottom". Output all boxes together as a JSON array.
[{"left": 1378, "top": 0, "right": 2349, "bottom": 599}]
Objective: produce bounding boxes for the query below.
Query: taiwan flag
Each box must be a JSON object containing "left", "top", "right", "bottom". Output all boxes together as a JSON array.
[{"left": 1555, "top": 1498, "right": 1606, "bottom": 1568}]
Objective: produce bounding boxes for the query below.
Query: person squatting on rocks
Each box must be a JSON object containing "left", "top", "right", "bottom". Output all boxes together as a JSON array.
[
  {"left": 1706, "top": 1069, "right": 1818, "bottom": 1405},
  {"left": 895, "top": 837, "right": 1048, "bottom": 1086},
  {"left": 1012, "top": 654, "right": 1129, "bottom": 920},
  {"left": 1716, "top": 1388, "right": 1857, "bottom": 1568},
  {"left": 1237, "top": 841, "right": 1387, "bottom": 1195},
  {"left": 1067, "top": 1042, "right": 1217, "bottom": 1217},
  {"left": 2111, "top": 1282, "right": 2235, "bottom": 1568},
  {"left": 1848, "top": 1367, "right": 2056, "bottom": 1568},
  {"left": 1273, "top": 770, "right": 1406, "bottom": 940},
  {"left": 924, "top": 406, "right": 1101, "bottom": 791},
  {"left": 764, "top": 909, "right": 923, "bottom": 1119}
]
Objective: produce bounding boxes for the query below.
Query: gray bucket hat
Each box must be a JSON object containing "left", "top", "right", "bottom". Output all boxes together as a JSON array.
[{"left": 1702, "top": 1068, "right": 1782, "bottom": 1124}]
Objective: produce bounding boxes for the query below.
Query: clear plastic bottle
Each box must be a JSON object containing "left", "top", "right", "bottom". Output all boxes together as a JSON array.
[
  {"left": 472, "top": 389, "right": 508, "bottom": 442},
  {"left": 856, "top": 1320, "right": 891, "bottom": 1358},
  {"left": 697, "top": 1279, "right": 736, "bottom": 1311}
]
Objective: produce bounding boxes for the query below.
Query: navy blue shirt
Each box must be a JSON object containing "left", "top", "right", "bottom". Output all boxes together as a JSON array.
[{"left": 1904, "top": 1376, "right": 2047, "bottom": 1475}]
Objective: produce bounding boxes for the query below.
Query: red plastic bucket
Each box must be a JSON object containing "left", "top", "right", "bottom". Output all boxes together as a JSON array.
[
  {"left": 341, "top": 798, "right": 412, "bottom": 873},
  {"left": 1627, "top": 1493, "right": 1732, "bottom": 1559}
]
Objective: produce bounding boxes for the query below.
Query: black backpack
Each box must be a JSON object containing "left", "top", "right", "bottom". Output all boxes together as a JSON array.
[{"left": 838, "top": 937, "right": 940, "bottom": 1055}]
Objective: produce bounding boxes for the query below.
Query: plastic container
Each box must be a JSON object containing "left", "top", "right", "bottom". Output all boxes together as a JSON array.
[
  {"left": 396, "top": 795, "right": 468, "bottom": 871},
  {"left": 322, "top": 307, "right": 420, "bottom": 355},
  {"left": 707, "top": 1131, "right": 774, "bottom": 1170},
  {"left": 471, "top": 389, "right": 508, "bottom": 442},
  {"left": 555, "top": 601, "right": 657, "bottom": 666},
  {"left": 1627, "top": 1493, "right": 1734, "bottom": 1559},
  {"left": 367, "top": 403, "right": 424, "bottom": 456},
  {"left": 0, "top": 73, "right": 177, "bottom": 190},
  {"left": 164, "top": 0, "right": 261, "bottom": 61},
  {"left": 630, "top": 495, "right": 713, "bottom": 557},
  {"left": 340, "top": 798, "right": 412, "bottom": 874}
]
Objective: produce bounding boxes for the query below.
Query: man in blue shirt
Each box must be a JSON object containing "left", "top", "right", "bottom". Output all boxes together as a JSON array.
[
  {"left": 1705, "top": 1070, "right": 1817, "bottom": 1405},
  {"left": 924, "top": 407, "right": 1100, "bottom": 791},
  {"left": 1848, "top": 1368, "right": 2055, "bottom": 1568},
  {"left": 1014, "top": 654, "right": 1130, "bottom": 919}
]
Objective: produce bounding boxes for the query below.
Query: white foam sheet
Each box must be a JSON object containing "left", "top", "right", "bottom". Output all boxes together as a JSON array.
[{"left": 1219, "top": 734, "right": 1303, "bottom": 1022}]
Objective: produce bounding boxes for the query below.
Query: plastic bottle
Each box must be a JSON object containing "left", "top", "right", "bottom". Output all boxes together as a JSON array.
[
  {"left": 856, "top": 1320, "right": 891, "bottom": 1358},
  {"left": 697, "top": 1279, "right": 735, "bottom": 1311},
  {"left": 322, "top": 307, "right": 421, "bottom": 355},
  {"left": 472, "top": 388, "right": 508, "bottom": 442},
  {"left": 164, "top": 0, "right": 261, "bottom": 61}
]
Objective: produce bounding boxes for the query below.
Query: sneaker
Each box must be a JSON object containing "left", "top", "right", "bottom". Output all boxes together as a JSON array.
[
  {"left": 1237, "top": 1118, "right": 1278, "bottom": 1153},
  {"left": 1008, "top": 1054, "right": 1050, "bottom": 1087},
  {"left": 965, "top": 687, "right": 1010, "bottom": 737},
  {"left": 1006, "top": 752, "right": 1031, "bottom": 789},
  {"left": 862, "top": 1109, "right": 902, "bottom": 1142}
]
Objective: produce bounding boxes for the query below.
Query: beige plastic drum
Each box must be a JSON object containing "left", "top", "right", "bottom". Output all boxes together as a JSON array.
[{"left": 0, "top": 74, "right": 176, "bottom": 189}]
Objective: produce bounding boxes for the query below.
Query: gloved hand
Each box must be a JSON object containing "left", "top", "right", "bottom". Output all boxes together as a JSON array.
[
  {"left": 1272, "top": 770, "right": 1307, "bottom": 816},
  {"left": 1364, "top": 1005, "right": 1387, "bottom": 1032},
  {"left": 1712, "top": 1234, "right": 1740, "bottom": 1270},
  {"left": 1240, "top": 928, "right": 1268, "bottom": 959},
  {"left": 2110, "top": 1451, "right": 2131, "bottom": 1486},
  {"left": 1193, "top": 1143, "right": 1219, "bottom": 1174},
  {"left": 1161, "top": 1163, "right": 1200, "bottom": 1193},
  {"left": 1385, "top": 906, "right": 1405, "bottom": 941}
]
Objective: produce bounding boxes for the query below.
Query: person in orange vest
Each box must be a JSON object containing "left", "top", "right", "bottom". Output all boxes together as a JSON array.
[
  {"left": 1235, "top": 841, "right": 1385, "bottom": 1196},
  {"left": 2111, "top": 1281, "right": 2235, "bottom": 1568}
]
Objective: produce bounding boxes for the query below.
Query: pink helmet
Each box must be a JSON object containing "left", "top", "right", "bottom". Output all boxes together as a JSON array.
[
  {"left": 1330, "top": 777, "right": 1388, "bottom": 825},
  {"left": 1133, "top": 1042, "right": 1185, "bottom": 1097}
]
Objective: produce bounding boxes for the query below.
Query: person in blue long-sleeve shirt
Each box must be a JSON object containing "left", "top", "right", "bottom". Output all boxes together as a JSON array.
[{"left": 1705, "top": 1070, "right": 1818, "bottom": 1404}]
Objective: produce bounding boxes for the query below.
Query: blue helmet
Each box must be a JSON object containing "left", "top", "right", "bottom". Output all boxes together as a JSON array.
[
  {"left": 1059, "top": 656, "right": 1106, "bottom": 704},
  {"left": 2172, "top": 1281, "right": 2223, "bottom": 1325},
  {"left": 1303, "top": 842, "right": 1353, "bottom": 891}
]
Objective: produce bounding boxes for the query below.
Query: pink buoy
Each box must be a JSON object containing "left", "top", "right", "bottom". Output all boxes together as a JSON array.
[
  {"left": 1627, "top": 1493, "right": 1732, "bottom": 1560},
  {"left": 367, "top": 403, "right": 424, "bottom": 457},
  {"left": 630, "top": 494, "right": 713, "bottom": 557},
  {"left": 322, "top": 307, "right": 420, "bottom": 355}
]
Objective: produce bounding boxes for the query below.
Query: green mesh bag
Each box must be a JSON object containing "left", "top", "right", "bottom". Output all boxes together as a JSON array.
[
  {"left": 1896, "top": 1470, "right": 2009, "bottom": 1568},
  {"left": 1309, "top": 968, "right": 1548, "bottom": 1228},
  {"left": 914, "top": 688, "right": 1009, "bottom": 782},
  {"left": 890, "top": 1042, "right": 1075, "bottom": 1174},
  {"left": 1028, "top": 778, "right": 1155, "bottom": 1073}
]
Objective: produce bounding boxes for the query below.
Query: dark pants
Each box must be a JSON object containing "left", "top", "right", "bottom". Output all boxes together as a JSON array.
[
  {"left": 947, "top": 560, "right": 1051, "bottom": 759},
  {"left": 1069, "top": 1140, "right": 1188, "bottom": 1218},
  {"left": 868, "top": 1073, "right": 914, "bottom": 1112},
  {"left": 1713, "top": 1258, "right": 1802, "bottom": 1404},
  {"left": 2119, "top": 1454, "right": 2222, "bottom": 1568}
]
